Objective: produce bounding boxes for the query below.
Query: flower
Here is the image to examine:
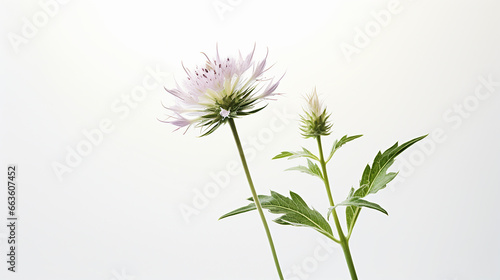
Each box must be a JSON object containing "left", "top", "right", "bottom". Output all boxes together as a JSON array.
[
  {"left": 299, "top": 88, "right": 333, "bottom": 138},
  {"left": 162, "top": 45, "right": 282, "bottom": 136}
]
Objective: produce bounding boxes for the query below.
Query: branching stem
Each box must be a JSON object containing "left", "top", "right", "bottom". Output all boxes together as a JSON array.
[{"left": 317, "top": 136, "right": 358, "bottom": 280}]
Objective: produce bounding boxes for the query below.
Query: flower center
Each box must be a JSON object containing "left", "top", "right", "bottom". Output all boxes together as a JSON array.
[{"left": 220, "top": 108, "right": 230, "bottom": 118}]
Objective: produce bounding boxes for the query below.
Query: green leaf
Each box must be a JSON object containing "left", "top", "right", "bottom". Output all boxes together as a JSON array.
[
  {"left": 272, "top": 147, "right": 319, "bottom": 162},
  {"left": 286, "top": 159, "right": 323, "bottom": 180},
  {"left": 299, "top": 147, "right": 320, "bottom": 161},
  {"left": 273, "top": 151, "right": 294, "bottom": 159},
  {"left": 328, "top": 197, "right": 387, "bottom": 219},
  {"left": 218, "top": 195, "right": 268, "bottom": 220},
  {"left": 345, "top": 135, "right": 427, "bottom": 236},
  {"left": 327, "top": 134, "right": 363, "bottom": 163},
  {"left": 219, "top": 191, "right": 337, "bottom": 241}
]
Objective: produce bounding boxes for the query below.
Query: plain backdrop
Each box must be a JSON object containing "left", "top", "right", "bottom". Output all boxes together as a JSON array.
[{"left": 1, "top": 0, "right": 499, "bottom": 279}]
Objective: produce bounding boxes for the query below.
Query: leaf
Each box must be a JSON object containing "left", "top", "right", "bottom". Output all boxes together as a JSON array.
[
  {"left": 328, "top": 197, "right": 387, "bottom": 219},
  {"left": 273, "top": 147, "right": 319, "bottom": 162},
  {"left": 219, "top": 191, "right": 336, "bottom": 241},
  {"left": 273, "top": 151, "right": 294, "bottom": 159},
  {"left": 345, "top": 135, "right": 427, "bottom": 236},
  {"left": 326, "top": 134, "right": 363, "bottom": 162},
  {"left": 286, "top": 159, "right": 323, "bottom": 180},
  {"left": 219, "top": 195, "right": 268, "bottom": 220},
  {"left": 298, "top": 147, "right": 320, "bottom": 161}
]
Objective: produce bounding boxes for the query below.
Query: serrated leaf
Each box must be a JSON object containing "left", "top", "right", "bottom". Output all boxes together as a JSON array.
[
  {"left": 219, "top": 191, "right": 336, "bottom": 241},
  {"left": 345, "top": 135, "right": 427, "bottom": 236},
  {"left": 307, "top": 159, "right": 323, "bottom": 178},
  {"left": 272, "top": 147, "right": 319, "bottom": 162},
  {"left": 328, "top": 197, "right": 387, "bottom": 219},
  {"left": 286, "top": 159, "right": 323, "bottom": 180},
  {"left": 327, "top": 134, "right": 363, "bottom": 162}
]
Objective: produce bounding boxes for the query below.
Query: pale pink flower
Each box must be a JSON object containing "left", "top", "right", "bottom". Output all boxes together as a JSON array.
[{"left": 162, "top": 45, "right": 282, "bottom": 136}]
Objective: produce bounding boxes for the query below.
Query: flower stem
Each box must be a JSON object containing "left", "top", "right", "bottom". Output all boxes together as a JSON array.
[
  {"left": 228, "top": 118, "right": 284, "bottom": 280},
  {"left": 316, "top": 136, "right": 358, "bottom": 280}
]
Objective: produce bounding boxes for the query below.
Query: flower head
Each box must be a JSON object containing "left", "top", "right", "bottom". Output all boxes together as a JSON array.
[
  {"left": 299, "top": 88, "right": 332, "bottom": 138},
  {"left": 162, "top": 45, "right": 281, "bottom": 136}
]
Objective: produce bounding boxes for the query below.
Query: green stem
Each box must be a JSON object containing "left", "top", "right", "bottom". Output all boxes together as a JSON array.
[
  {"left": 317, "top": 136, "right": 358, "bottom": 280},
  {"left": 228, "top": 118, "right": 284, "bottom": 280}
]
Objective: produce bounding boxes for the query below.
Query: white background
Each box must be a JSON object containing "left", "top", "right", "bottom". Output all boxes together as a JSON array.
[{"left": 1, "top": 0, "right": 500, "bottom": 279}]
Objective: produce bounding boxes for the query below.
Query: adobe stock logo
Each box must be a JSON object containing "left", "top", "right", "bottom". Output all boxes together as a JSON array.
[
  {"left": 340, "top": 0, "right": 406, "bottom": 63},
  {"left": 212, "top": 0, "right": 243, "bottom": 21},
  {"left": 110, "top": 268, "right": 135, "bottom": 280},
  {"left": 51, "top": 65, "right": 170, "bottom": 182},
  {"left": 7, "top": 0, "right": 72, "bottom": 54},
  {"left": 391, "top": 74, "right": 499, "bottom": 187},
  {"left": 179, "top": 107, "right": 294, "bottom": 223},
  {"left": 285, "top": 238, "right": 340, "bottom": 280}
]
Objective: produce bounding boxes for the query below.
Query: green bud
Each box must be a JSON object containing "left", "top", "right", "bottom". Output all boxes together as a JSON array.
[{"left": 299, "top": 88, "right": 333, "bottom": 138}]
